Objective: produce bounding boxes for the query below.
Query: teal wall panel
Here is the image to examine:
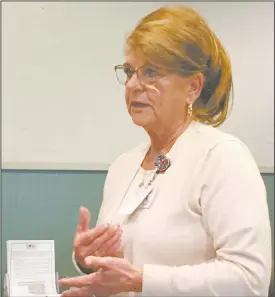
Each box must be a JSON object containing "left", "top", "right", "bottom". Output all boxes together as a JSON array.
[
  {"left": 1, "top": 170, "right": 274, "bottom": 294},
  {"left": 1, "top": 170, "right": 107, "bottom": 295}
]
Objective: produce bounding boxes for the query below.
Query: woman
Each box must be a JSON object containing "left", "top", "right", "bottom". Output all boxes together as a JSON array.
[{"left": 59, "top": 4, "right": 272, "bottom": 296}]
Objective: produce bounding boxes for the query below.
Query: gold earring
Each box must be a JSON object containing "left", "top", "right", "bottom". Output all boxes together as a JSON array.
[{"left": 188, "top": 104, "right": 193, "bottom": 117}]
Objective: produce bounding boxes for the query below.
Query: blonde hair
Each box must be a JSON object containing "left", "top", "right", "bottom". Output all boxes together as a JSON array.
[{"left": 125, "top": 5, "right": 233, "bottom": 127}]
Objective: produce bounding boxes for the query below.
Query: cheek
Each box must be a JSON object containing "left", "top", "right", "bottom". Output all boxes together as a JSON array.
[
  {"left": 146, "top": 83, "right": 185, "bottom": 117},
  {"left": 145, "top": 84, "right": 161, "bottom": 96},
  {"left": 125, "top": 88, "right": 130, "bottom": 106},
  {"left": 144, "top": 85, "right": 162, "bottom": 109}
]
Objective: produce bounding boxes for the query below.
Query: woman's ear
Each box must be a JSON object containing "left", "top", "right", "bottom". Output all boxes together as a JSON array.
[{"left": 186, "top": 73, "right": 204, "bottom": 104}]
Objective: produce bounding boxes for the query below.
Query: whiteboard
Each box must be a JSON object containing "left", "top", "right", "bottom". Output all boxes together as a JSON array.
[{"left": 2, "top": 2, "right": 274, "bottom": 172}]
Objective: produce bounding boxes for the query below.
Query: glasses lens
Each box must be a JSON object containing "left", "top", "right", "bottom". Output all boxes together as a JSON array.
[
  {"left": 115, "top": 67, "right": 128, "bottom": 85},
  {"left": 139, "top": 65, "right": 159, "bottom": 85}
]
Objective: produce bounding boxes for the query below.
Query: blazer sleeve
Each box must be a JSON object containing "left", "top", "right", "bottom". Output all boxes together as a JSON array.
[{"left": 141, "top": 140, "right": 272, "bottom": 296}]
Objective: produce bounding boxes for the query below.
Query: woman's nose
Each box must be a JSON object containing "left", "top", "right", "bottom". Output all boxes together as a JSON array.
[{"left": 126, "top": 72, "right": 142, "bottom": 89}]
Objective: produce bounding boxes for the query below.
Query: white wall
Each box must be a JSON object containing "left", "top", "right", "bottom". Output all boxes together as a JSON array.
[{"left": 2, "top": 2, "right": 274, "bottom": 172}]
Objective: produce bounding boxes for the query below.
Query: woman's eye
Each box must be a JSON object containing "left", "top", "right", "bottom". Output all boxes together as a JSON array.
[{"left": 143, "top": 67, "right": 158, "bottom": 78}]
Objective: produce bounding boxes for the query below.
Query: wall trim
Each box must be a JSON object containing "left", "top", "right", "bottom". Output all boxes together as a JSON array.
[
  {"left": 1, "top": 162, "right": 274, "bottom": 174},
  {"left": 1, "top": 162, "right": 110, "bottom": 171},
  {"left": 258, "top": 166, "right": 274, "bottom": 174}
]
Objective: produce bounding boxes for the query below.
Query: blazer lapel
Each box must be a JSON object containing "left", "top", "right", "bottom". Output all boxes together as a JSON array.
[{"left": 109, "top": 143, "right": 150, "bottom": 224}]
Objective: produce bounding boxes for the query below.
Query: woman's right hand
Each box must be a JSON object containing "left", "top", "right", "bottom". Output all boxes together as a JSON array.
[{"left": 74, "top": 206, "right": 123, "bottom": 268}]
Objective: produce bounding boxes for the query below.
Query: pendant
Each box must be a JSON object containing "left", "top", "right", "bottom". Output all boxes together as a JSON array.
[{"left": 154, "top": 154, "right": 171, "bottom": 173}]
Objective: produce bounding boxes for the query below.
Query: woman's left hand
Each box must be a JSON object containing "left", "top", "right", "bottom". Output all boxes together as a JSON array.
[{"left": 59, "top": 256, "right": 143, "bottom": 297}]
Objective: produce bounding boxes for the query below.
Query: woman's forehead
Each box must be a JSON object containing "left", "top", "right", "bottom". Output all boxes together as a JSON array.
[
  {"left": 125, "top": 51, "right": 175, "bottom": 72},
  {"left": 125, "top": 52, "right": 148, "bottom": 68}
]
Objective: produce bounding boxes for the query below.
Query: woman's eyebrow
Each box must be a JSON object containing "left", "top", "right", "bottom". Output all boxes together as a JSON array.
[{"left": 123, "top": 62, "right": 131, "bottom": 67}]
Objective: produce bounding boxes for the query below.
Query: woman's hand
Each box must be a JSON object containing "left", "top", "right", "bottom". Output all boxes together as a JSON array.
[
  {"left": 74, "top": 206, "right": 123, "bottom": 269},
  {"left": 59, "top": 256, "right": 143, "bottom": 297}
]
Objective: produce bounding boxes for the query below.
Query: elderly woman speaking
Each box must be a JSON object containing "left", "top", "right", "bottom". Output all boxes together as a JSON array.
[{"left": 59, "top": 4, "right": 272, "bottom": 297}]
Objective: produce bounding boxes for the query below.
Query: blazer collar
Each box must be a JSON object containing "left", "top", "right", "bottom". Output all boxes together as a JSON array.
[
  {"left": 110, "top": 142, "right": 150, "bottom": 223},
  {"left": 110, "top": 120, "right": 200, "bottom": 223}
]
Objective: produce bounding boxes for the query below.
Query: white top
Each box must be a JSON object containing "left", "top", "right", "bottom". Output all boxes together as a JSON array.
[{"left": 73, "top": 121, "right": 272, "bottom": 296}]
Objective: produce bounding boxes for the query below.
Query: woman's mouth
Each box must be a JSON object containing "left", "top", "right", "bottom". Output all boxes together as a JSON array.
[{"left": 131, "top": 101, "right": 150, "bottom": 108}]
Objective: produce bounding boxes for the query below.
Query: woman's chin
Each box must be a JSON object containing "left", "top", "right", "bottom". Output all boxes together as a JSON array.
[{"left": 130, "top": 113, "right": 154, "bottom": 129}]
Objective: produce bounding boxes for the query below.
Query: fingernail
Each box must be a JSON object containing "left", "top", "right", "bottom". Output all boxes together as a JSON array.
[{"left": 85, "top": 258, "right": 91, "bottom": 265}]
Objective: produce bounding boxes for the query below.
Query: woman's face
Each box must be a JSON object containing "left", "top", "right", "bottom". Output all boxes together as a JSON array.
[{"left": 124, "top": 52, "right": 203, "bottom": 133}]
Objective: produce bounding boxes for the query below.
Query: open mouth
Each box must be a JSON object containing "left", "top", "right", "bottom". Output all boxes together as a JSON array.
[{"left": 131, "top": 102, "right": 150, "bottom": 108}]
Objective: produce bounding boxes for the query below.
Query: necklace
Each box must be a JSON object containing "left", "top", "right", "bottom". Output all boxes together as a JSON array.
[{"left": 138, "top": 154, "right": 171, "bottom": 188}]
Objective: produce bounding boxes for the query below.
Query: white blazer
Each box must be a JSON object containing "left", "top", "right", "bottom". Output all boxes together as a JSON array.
[{"left": 74, "top": 121, "right": 272, "bottom": 296}]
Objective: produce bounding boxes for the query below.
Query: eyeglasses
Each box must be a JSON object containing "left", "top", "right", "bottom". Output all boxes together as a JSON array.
[{"left": 114, "top": 63, "right": 163, "bottom": 86}]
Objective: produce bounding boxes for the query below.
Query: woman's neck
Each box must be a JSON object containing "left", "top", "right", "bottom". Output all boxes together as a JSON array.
[
  {"left": 148, "top": 119, "right": 192, "bottom": 156},
  {"left": 141, "top": 119, "right": 192, "bottom": 170}
]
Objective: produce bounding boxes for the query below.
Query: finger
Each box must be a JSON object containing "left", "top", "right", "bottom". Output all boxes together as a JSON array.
[
  {"left": 84, "top": 256, "right": 118, "bottom": 271},
  {"left": 105, "top": 240, "right": 123, "bottom": 258},
  {"left": 96, "top": 228, "right": 122, "bottom": 256},
  {"left": 88, "top": 225, "right": 120, "bottom": 255},
  {"left": 76, "top": 206, "right": 90, "bottom": 233},
  {"left": 110, "top": 239, "right": 123, "bottom": 255},
  {"left": 85, "top": 257, "right": 133, "bottom": 280},
  {"left": 59, "top": 273, "right": 98, "bottom": 288},
  {"left": 75, "top": 224, "right": 109, "bottom": 248},
  {"left": 61, "top": 287, "right": 90, "bottom": 297}
]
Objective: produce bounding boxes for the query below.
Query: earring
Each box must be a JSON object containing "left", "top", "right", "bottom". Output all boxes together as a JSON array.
[{"left": 188, "top": 104, "right": 193, "bottom": 117}]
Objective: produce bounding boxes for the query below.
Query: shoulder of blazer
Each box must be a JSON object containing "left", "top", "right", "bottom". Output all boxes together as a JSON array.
[
  {"left": 103, "top": 141, "right": 150, "bottom": 188},
  {"left": 108, "top": 142, "right": 150, "bottom": 174},
  {"left": 192, "top": 123, "right": 250, "bottom": 155}
]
